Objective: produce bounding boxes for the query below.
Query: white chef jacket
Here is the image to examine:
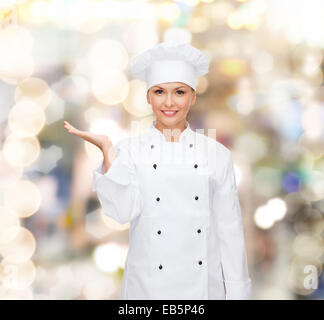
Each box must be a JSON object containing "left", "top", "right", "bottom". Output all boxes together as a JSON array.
[{"left": 92, "top": 120, "right": 252, "bottom": 300}]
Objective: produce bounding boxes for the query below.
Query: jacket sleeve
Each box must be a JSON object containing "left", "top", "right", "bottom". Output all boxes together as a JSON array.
[
  {"left": 212, "top": 149, "right": 252, "bottom": 300},
  {"left": 92, "top": 139, "right": 144, "bottom": 224}
]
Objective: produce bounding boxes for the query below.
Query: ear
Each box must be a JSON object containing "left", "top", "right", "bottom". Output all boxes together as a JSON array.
[
  {"left": 146, "top": 90, "right": 151, "bottom": 105},
  {"left": 191, "top": 90, "right": 197, "bottom": 106}
]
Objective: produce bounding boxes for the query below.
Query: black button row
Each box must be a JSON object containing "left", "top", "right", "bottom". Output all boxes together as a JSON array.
[
  {"left": 156, "top": 196, "right": 199, "bottom": 201},
  {"left": 152, "top": 163, "right": 198, "bottom": 169},
  {"left": 158, "top": 261, "right": 203, "bottom": 270},
  {"left": 156, "top": 229, "right": 202, "bottom": 235}
]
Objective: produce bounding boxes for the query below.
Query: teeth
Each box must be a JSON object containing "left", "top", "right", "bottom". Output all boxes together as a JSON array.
[{"left": 163, "top": 111, "right": 177, "bottom": 114}]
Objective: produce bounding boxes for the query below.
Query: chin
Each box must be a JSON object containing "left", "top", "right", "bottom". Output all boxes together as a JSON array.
[{"left": 159, "top": 117, "right": 179, "bottom": 126}]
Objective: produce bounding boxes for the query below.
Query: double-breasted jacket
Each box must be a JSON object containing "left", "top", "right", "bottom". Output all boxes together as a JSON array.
[{"left": 92, "top": 120, "right": 252, "bottom": 300}]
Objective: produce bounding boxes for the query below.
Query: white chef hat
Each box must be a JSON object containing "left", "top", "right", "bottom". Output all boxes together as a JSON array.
[{"left": 129, "top": 41, "right": 210, "bottom": 91}]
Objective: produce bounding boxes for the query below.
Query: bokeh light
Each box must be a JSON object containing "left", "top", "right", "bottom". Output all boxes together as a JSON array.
[{"left": 4, "top": 179, "right": 41, "bottom": 218}]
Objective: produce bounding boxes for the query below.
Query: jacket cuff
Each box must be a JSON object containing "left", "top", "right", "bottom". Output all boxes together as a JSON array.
[{"left": 224, "top": 278, "right": 252, "bottom": 300}]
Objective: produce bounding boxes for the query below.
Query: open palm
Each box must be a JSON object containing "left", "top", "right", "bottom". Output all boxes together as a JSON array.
[{"left": 63, "top": 120, "right": 112, "bottom": 151}]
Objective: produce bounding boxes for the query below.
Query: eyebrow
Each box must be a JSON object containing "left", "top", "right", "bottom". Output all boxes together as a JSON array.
[{"left": 154, "top": 86, "right": 186, "bottom": 90}]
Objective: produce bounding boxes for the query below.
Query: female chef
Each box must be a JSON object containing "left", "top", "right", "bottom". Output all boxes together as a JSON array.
[{"left": 64, "top": 41, "right": 252, "bottom": 300}]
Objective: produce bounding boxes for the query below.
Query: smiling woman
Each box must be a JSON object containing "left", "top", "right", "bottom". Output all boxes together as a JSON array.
[{"left": 114, "top": 41, "right": 251, "bottom": 299}]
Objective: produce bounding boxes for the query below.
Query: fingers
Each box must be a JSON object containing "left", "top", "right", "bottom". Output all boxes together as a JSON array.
[
  {"left": 64, "top": 120, "right": 78, "bottom": 135},
  {"left": 64, "top": 120, "right": 72, "bottom": 129},
  {"left": 64, "top": 121, "right": 75, "bottom": 131}
]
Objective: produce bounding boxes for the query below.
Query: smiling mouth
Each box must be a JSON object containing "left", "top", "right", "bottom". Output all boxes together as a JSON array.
[{"left": 161, "top": 110, "right": 178, "bottom": 116}]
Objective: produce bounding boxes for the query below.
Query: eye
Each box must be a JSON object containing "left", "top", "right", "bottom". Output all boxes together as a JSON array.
[
  {"left": 154, "top": 89, "right": 163, "bottom": 94},
  {"left": 176, "top": 90, "right": 185, "bottom": 95}
]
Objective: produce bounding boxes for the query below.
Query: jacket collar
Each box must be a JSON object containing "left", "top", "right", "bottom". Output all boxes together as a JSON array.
[{"left": 149, "top": 119, "right": 193, "bottom": 143}]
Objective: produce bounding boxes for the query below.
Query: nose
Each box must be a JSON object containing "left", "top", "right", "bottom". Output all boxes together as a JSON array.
[{"left": 165, "top": 92, "right": 173, "bottom": 108}]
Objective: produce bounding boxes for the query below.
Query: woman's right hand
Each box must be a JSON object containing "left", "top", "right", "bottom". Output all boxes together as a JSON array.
[
  {"left": 63, "top": 120, "right": 115, "bottom": 172},
  {"left": 63, "top": 120, "right": 112, "bottom": 151}
]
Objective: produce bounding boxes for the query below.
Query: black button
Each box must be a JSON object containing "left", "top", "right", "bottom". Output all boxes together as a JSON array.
[
  {"left": 153, "top": 164, "right": 157, "bottom": 169},
  {"left": 156, "top": 197, "right": 160, "bottom": 201},
  {"left": 194, "top": 164, "right": 198, "bottom": 168},
  {"left": 157, "top": 230, "right": 161, "bottom": 235},
  {"left": 151, "top": 144, "right": 154, "bottom": 149},
  {"left": 197, "top": 229, "right": 201, "bottom": 233},
  {"left": 159, "top": 264, "right": 163, "bottom": 270},
  {"left": 195, "top": 196, "right": 199, "bottom": 200},
  {"left": 198, "top": 260, "right": 202, "bottom": 265},
  {"left": 189, "top": 144, "right": 193, "bottom": 148}
]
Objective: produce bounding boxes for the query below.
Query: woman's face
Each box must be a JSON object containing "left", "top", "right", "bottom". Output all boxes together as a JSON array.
[{"left": 146, "top": 82, "right": 196, "bottom": 128}]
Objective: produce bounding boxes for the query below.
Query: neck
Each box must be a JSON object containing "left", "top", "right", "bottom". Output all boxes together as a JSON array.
[{"left": 155, "top": 120, "right": 187, "bottom": 142}]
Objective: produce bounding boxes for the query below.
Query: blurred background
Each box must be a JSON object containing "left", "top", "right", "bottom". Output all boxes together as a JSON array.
[{"left": 0, "top": 0, "right": 324, "bottom": 300}]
